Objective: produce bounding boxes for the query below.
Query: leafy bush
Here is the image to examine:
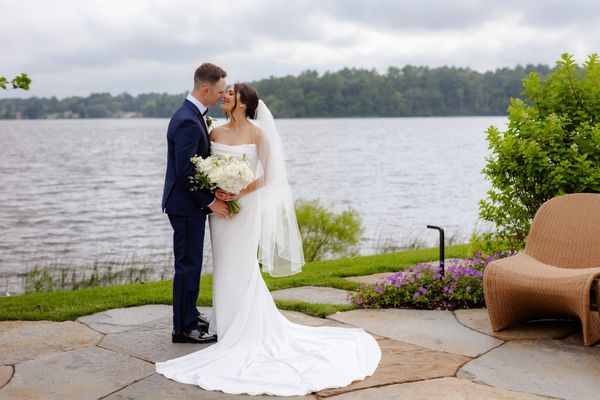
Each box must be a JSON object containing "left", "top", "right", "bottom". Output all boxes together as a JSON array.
[
  {"left": 467, "top": 232, "right": 519, "bottom": 257},
  {"left": 479, "top": 53, "right": 600, "bottom": 248},
  {"left": 295, "top": 200, "right": 363, "bottom": 262},
  {"left": 351, "top": 251, "right": 515, "bottom": 310}
]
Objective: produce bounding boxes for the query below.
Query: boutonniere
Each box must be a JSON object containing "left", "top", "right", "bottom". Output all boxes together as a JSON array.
[{"left": 206, "top": 116, "right": 214, "bottom": 130}]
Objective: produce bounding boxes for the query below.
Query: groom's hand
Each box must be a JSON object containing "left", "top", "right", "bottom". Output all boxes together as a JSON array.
[{"left": 209, "top": 199, "right": 231, "bottom": 219}]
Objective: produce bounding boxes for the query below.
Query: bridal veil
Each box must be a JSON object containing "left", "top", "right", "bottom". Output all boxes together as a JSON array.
[{"left": 251, "top": 100, "right": 304, "bottom": 277}]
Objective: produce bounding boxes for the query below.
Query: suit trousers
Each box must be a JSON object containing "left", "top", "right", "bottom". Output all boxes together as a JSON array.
[{"left": 168, "top": 214, "right": 206, "bottom": 333}]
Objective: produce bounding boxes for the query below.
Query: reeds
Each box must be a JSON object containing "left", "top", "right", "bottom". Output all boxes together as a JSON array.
[{"left": 2, "top": 252, "right": 173, "bottom": 294}]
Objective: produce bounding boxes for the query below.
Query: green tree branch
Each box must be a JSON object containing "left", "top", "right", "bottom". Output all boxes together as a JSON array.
[{"left": 0, "top": 73, "right": 31, "bottom": 90}]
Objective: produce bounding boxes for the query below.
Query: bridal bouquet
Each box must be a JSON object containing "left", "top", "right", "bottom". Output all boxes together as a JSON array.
[{"left": 189, "top": 154, "right": 254, "bottom": 214}]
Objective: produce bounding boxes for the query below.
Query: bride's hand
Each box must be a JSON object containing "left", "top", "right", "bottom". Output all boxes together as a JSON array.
[{"left": 215, "top": 188, "right": 237, "bottom": 201}]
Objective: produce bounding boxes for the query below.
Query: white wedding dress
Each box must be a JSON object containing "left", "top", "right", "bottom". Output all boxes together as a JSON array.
[{"left": 156, "top": 142, "right": 380, "bottom": 396}]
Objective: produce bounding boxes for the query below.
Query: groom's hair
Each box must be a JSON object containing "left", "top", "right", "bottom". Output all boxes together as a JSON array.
[{"left": 194, "top": 63, "right": 227, "bottom": 86}]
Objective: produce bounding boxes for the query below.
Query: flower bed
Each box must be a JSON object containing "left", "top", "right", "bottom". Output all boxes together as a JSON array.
[{"left": 351, "top": 251, "right": 516, "bottom": 310}]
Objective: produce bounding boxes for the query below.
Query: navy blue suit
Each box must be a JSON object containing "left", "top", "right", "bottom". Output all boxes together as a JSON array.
[{"left": 162, "top": 99, "right": 214, "bottom": 333}]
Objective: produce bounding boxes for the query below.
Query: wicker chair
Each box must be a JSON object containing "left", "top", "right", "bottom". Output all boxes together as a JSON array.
[{"left": 484, "top": 193, "right": 600, "bottom": 346}]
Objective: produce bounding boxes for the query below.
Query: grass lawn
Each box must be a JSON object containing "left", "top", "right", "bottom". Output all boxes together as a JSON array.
[{"left": 0, "top": 245, "right": 468, "bottom": 321}]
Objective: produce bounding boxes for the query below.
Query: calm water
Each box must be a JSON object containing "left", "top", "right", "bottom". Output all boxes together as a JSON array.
[{"left": 0, "top": 117, "right": 506, "bottom": 293}]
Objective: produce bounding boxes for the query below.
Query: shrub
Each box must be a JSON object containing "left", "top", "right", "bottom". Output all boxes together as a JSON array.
[
  {"left": 468, "top": 232, "right": 520, "bottom": 257},
  {"left": 479, "top": 53, "right": 600, "bottom": 248},
  {"left": 295, "top": 200, "right": 363, "bottom": 262},
  {"left": 351, "top": 251, "right": 515, "bottom": 310}
]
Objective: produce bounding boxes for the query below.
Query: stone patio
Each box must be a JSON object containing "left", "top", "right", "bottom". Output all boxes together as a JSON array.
[
  {"left": 1, "top": 299, "right": 599, "bottom": 399},
  {"left": 271, "top": 286, "right": 354, "bottom": 305},
  {"left": 343, "top": 272, "right": 392, "bottom": 286}
]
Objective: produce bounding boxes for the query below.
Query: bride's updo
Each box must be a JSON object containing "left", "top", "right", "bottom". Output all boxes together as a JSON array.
[{"left": 233, "top": 83, "right": 259, "bottom": 120}]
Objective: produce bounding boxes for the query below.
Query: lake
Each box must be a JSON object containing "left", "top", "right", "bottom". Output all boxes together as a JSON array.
[{"left": 0, "top": 116, "right": 507, "bottom": 293}]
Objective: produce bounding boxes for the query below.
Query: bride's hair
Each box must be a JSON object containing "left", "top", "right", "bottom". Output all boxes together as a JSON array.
[{"left": 231, "top": 83, "right": 259, "bottom": 120}]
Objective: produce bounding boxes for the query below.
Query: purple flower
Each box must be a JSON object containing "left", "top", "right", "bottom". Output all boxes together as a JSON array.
[
  {"left": 419, "top": 287, "right": 427, "bottom": 294},
  {"left": 413, "top": 292, "right": 420, "bottom": 299},
  {"left": 409, "top": 277, "right": 415, "bottom": 283},
  {"left": 415, "top": 272, "right": 423, "bottom": 279},
  {"left": 375, "top": 286, "right": 384, "bottom": 294},
  {"left": 466, "top": 286, "right": 471, "bottom": 292}
]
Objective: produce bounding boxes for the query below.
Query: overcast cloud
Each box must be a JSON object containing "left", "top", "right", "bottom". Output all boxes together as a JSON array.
[{"left": 1, "top": 0, "right": 598, "bottom": 98}]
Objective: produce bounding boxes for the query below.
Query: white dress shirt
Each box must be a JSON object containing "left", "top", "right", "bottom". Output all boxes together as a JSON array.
[
  {"left": 186, "top": 93, "right": 207, "bottom": 117},
  {"left": 185, "top": 93, "right": 215, "bottom": 210}
]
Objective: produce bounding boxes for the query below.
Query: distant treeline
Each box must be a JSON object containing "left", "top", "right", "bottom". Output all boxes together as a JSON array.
[{"left": 0, "top": 64, "right": 552, "bottom": 119}]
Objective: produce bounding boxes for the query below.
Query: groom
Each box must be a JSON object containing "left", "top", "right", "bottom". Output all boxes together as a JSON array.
[{"left": 162, "top": 63, "right": 229, "bottom": 343}]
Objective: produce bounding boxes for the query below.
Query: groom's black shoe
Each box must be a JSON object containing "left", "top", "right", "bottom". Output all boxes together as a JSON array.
[
  {"left": 172, "top": 329, "right": 217, "bottom": 344},
  {"left": 197, "top": 312, "right": 210, "bottom": 333}
]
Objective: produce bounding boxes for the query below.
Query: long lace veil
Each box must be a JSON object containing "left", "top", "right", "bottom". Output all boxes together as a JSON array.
[{"left": 251, "top": 100, "right": 304, "bottom": 277}]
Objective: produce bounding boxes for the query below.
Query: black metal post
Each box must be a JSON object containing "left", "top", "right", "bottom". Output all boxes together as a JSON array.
[{"left": 427, "top": 225, "right": 445, "bottom": 276}]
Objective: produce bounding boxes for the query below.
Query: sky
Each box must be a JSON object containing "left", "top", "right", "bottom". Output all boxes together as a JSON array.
[{"left": 1, "top": 0, "right": 598, "bottom": 98}]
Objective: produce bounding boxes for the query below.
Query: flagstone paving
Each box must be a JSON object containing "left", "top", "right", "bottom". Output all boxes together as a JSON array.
[
  {"left": 328, "top": 377, "right": 552, "bottom": 399},
  {"left": 271, "top": 286, "right": 353, "bottom": 305},
  {"left": 458, "top": 339, "right": 600, "bottom": 400},
  {"left": 1, "top": 303, "right": 599, "bottom": 399},
  {"left": 99, "top": 327, "right": 213, "bottom": 363},
  {"left": 0, "top": 367, "right": 12, "bottom": 389},
  {"left": 343, "top": 272, "right": 392, "bottom": 286},
  {"left": 317, "top": 338, "right": 471, "bottom": 397},
  {"left": 327, "top": 308, "right": 504, "bottom": 357},
  {"left": 454, "top": 308, "right": 579, "bottom": 340},
  {"left": 101, "top": 373, "right": 316, "bottom": 400},
  {"left": 282, "top": 310, "right": 356, "bottom": 328},
  {"left": 0, "top": 320, "right": 102, "bottom": 365},
  {"left": 0, "top": 347, "right": 154, "bottom": 400},
  {"left": 77, "top": 304, "right": 184, "bottom": 334}
]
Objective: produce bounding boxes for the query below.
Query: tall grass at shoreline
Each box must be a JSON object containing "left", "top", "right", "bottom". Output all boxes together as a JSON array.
[
  {"left": 23, "top": 263, "right": 159, "bottom": 293},
  {"left": 1, "top": 252, "right": 173, "bottom": 296},
  {"left": 1, "top": 228, "right": 470, "bottom": 295},
  {"left": 0, "top": 245, "right": 470, "bottom": 320},
  {"left": 371, "top": 229, "right": 462, "bottom": 254}
]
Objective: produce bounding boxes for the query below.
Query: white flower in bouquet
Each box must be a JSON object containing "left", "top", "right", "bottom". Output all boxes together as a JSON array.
[{"left": 189, "top": 154, "right": 254, "bottom": 214}]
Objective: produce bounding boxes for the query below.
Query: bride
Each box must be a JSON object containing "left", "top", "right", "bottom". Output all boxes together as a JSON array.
[{"left": 156, "top": 84, "right": 381, "bottom": 396}]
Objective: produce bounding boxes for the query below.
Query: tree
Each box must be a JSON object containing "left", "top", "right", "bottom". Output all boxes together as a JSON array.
[
  {"left": 478, "top": 53, "right": 600, "bottom": 249},
  {"left": 0, "top": 73, "right": 31, "bottom": 90},
  {"left": 0, "top": 64, "right": 552, "bottom": 119},
  {"left": 295, "top": 201, "right": 363, "bottom": 262}
]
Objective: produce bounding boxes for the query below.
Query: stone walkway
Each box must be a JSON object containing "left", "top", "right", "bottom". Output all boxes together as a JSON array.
[
  {"left": 1, "top": 287, "right": 599, "bottom": 399},
  {"left": 271, "top": 286, "right": 354, "bottom": 305}
]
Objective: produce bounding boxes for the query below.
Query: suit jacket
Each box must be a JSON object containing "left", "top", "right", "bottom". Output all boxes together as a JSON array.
[{"left": 161, "top": 99, "right": 214, "bottom": 216}]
